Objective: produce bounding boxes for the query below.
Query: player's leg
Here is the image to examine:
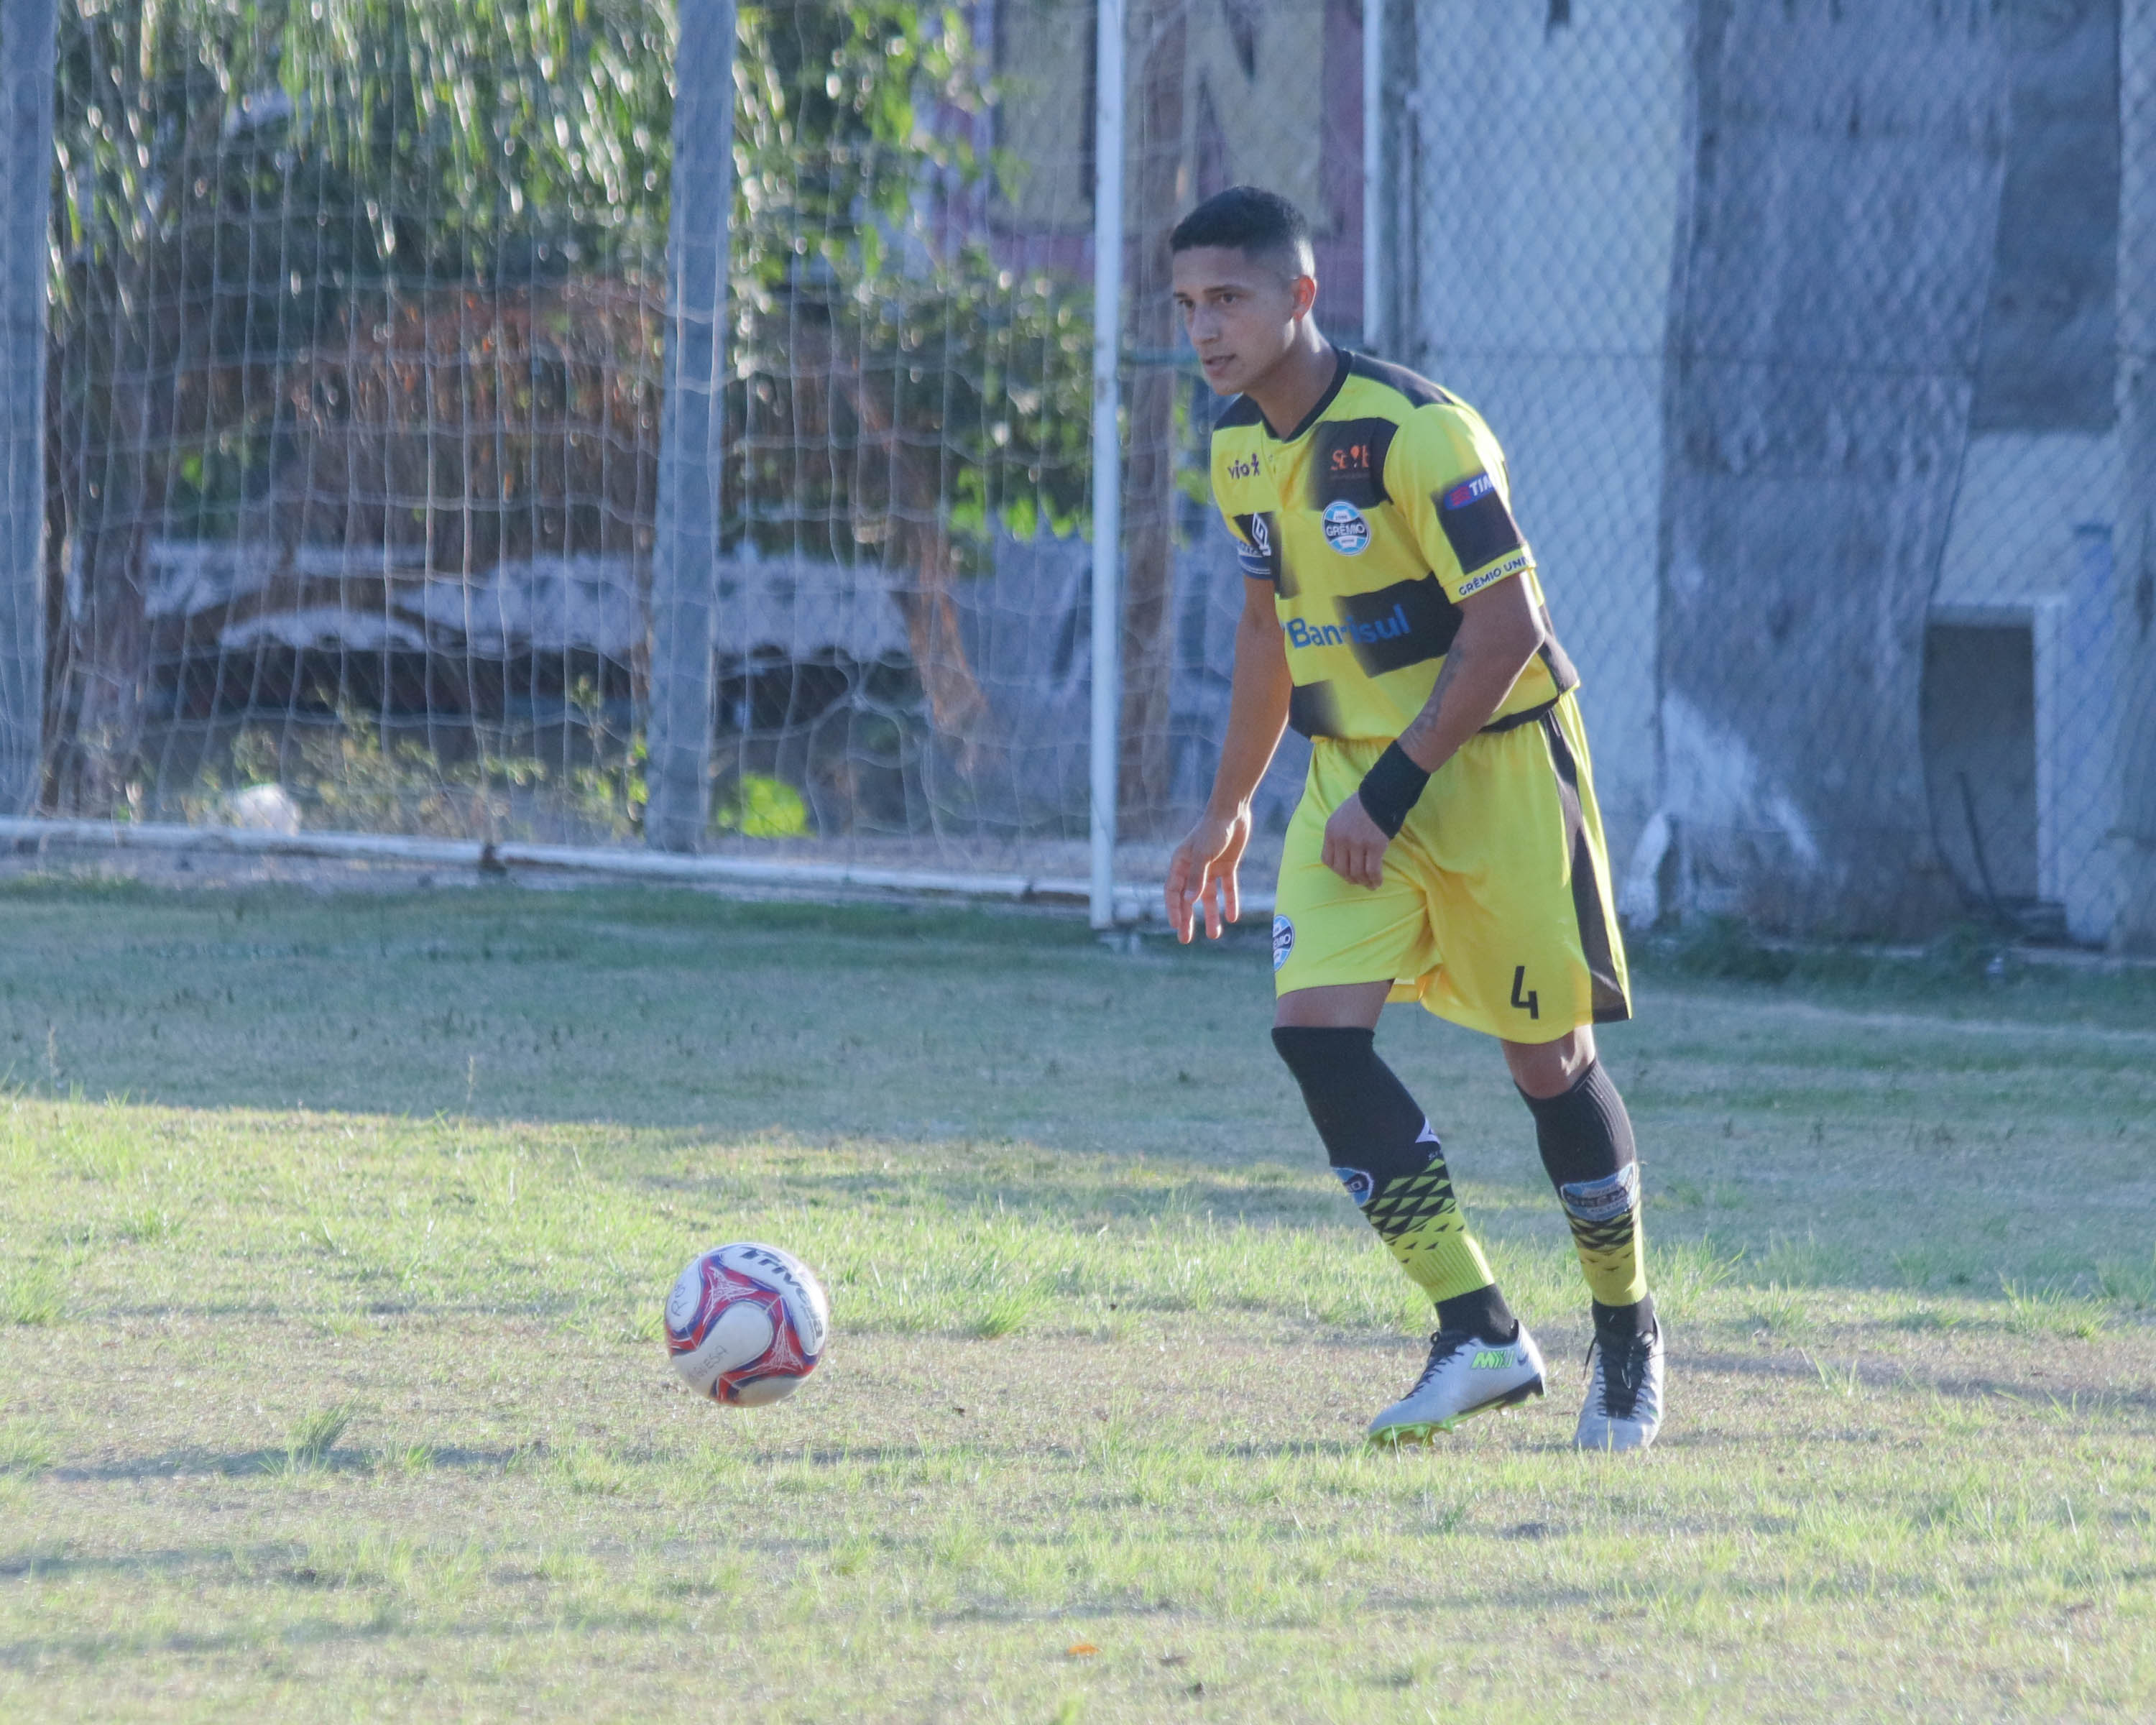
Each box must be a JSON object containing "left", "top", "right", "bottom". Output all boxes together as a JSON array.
[
  {"left": 1271, "top": 990, "right": 1547, "bottom": 1446},
  {"left": 1407, "top": 696, "right": 1662, "bottom": 1449},
  {"left": 1270, "top": 740, "right": 1544, "bottom": 1445},
  {"left": 1503, "top": 1026, "right": 1664, "bottom": 1450},
  {"left": 1273, "top": 981, "right": 1510, "bottom": 1339}
]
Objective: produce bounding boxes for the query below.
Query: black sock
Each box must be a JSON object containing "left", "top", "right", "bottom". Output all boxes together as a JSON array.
[
  {"left": 1271, "top": 1026, "right": 1507, "bottom": 1322},
  {"left": 1437, "top": 1283, "right": 1519, "bottom": 1344}
]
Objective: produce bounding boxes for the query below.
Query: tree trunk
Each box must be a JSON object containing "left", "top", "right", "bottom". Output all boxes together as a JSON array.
[
  {"left": 0, "top": 0, "right": 53, "bottom": 814},
  {"left": 788, "top": 321, "right": 998, "bottom": 772},
  {"left": 1118, "top": 0, "right": 1187, "bottom": 834},
  {"left": 2112, "top": 0, "right": 2156, "bottom": 951},
  {"left": 50, "top": 324, "right": 155, "bottom": 818},
  {"left": 1658, "top": 0, "right": 2009, "bottom": 937}
]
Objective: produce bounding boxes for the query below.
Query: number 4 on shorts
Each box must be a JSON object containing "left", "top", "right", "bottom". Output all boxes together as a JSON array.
[{"left": 1511, "top": 965, "right": 1539, "bottom": 1021}]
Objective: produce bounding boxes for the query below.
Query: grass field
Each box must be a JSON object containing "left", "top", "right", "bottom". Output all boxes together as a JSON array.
[{"left": 1, "top": 878, "right": 2152, "bottom": 1721}]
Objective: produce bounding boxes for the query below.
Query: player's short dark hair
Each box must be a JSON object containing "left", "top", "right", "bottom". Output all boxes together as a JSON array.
[{"left": 1169, "top": 186, "right": 1315, "bottom": 281}]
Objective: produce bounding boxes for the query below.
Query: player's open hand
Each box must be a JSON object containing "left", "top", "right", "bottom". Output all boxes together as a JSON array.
[
  {"left": 1322, "top": 794, "right": 1391, "bottom": 890},
  {"left": 1165, "top": 806, "right": 1251, "bottom": 942}
]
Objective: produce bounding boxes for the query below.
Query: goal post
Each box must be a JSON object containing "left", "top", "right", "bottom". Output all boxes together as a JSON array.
[
  {"left": 0, "top": 0, "right": 53, "bottom": 815},
  {"left": 646, "top": 0, "right": 738, "bottom": 855}
]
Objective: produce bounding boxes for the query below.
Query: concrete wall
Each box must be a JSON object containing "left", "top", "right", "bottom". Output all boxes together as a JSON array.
[{"left": 1399, "top": 0, "right": 1687, "bottom": 871}]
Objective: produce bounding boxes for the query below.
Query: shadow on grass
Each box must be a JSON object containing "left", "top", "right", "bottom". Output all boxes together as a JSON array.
[
  {"left": 1677, "top": 1347, "right": 2156, "bottom": 1411},
  {"left": 49, "top": 1443, "right": 528, "bottom": 1484}
]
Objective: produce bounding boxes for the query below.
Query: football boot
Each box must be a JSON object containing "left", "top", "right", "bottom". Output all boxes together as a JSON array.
[
  {"left": 1367, "top": 1324, "right": 1547, "bottom": 1446},
  {"left": 1574, "top": 1321, "right": 1665, "bottom": 1452}
]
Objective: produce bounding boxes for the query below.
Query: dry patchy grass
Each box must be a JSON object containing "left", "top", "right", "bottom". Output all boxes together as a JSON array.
[{"left": 0, "top": 883, "right": 2151, "bottom": 1721}]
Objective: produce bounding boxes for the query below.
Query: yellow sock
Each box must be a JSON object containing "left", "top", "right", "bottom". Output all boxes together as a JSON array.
[
  {"left": 1557, "top": 1164, "right": 1649, "bottom": 1307},
  {"left": 1365, "top": 1154, "right": 1497, "bottom": 1305}
]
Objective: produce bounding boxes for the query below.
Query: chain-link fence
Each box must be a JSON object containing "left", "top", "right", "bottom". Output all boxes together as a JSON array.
[{"left": 1, "top": 0, "right": 2151, "bottom": 945}]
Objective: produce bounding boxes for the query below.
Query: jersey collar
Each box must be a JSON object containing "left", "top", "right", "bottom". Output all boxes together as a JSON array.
[{"left": 1259, "top": 345, "right": 1353, "bottom": 443}]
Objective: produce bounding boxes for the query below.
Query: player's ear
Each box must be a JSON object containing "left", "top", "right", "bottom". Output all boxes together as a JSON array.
[{"left": 1290, "top": 272, "right": 1318, "bottom": 321}]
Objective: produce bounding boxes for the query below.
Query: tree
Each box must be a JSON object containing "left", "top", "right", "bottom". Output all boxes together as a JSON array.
[
  {"left": 724, "top": 3, "right": 1089, "bottom": 770},
  {"left": 45, "top": 0, "right": 1091, "bottom": 817},
  {"left": 47, "top": 0, "right": 675, "bottom": 810}
]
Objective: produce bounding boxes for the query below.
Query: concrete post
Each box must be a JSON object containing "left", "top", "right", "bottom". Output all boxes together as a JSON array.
[
  {"left": 646, "top": 0, "right": 738, "bottom": 852},
  {"left": 0, "top": 0, "right": 54, "bottom": 814},
  {"left": 2111, "top": 0, "right": 2156, "bottom": 949}
]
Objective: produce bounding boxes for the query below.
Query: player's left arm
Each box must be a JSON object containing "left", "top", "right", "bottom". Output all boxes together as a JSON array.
[
  {"left": 1321, "top": 405, "right": 1544, "bottom": 889},
  {"left": 1320, "top": 580, "right": 1543, "bottom": 889}
]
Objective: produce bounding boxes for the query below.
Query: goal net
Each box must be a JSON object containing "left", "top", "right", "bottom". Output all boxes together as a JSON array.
[{"left": 20, "top": 0, "right": 2155, "bottom": 942}]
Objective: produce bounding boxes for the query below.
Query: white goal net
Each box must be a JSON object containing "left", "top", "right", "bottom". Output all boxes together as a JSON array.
[{"left": 9, "top": 0, "right": 2155, "bottom": 944}]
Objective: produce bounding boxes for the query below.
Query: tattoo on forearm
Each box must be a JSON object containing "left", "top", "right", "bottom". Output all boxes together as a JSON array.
[{"left": 1400, "top": 641, "right": 1465, "bottom": 760}]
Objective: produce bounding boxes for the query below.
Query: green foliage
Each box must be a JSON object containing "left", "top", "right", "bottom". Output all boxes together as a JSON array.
[
  {"left": 210, "top": 719, "right": 543, "bottom": 840},
  {"left": 725, "top": 4, "right": 1092, "bottom": 560},
  {"left": 52, "top": 0, "right": 675, "bottom": 545},
  {"left": 0, "top": 1422, "right": 55, "bottom": 1478},
  {"left": 714, "top": 772, "right": 809, "bottom": 840},
  {"left": 51, "top": 0, "right": 1091, "bottom": 553},
  {"left": 1, "top": 1267, "right": 63, "bottom": 1329}
]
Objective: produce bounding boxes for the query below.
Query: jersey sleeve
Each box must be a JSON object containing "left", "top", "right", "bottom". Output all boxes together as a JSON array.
[
  {"left": 1211, "top": 437, "right": 1282, "bottom": 584},
  {"left": 1389, "top": 405, "right": 1534, "bottom": 604},
  {"left": 1225, "top": 515, "right": 1273, "bottom": 581}
]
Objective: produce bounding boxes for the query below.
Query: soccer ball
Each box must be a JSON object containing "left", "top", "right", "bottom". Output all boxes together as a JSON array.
[{"left": 663, "top": 1242, "right": 829, "bottom": 1406}]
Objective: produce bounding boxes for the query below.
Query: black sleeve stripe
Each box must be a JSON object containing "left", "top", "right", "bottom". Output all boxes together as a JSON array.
[
  {"left": 1233, "top": 510, "right": 1286, "bottom": 591},
  {"left": 1436, "top": 474, "right": 1524, "bottom": 574},
  {"left": 1345, "top": 350, "right": 1455, "bottom": 408}
]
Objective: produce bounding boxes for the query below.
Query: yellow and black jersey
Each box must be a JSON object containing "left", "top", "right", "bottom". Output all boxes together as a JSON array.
[{"left": 1210, "top": 349, "right": 1577, "bottom": 741}]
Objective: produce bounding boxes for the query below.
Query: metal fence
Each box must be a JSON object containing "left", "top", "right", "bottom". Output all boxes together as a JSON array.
[{"left": 0, "top": 0, "right": 2151, "bottom": 947}]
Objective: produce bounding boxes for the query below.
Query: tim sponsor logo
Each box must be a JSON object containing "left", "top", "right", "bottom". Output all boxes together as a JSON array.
[{"left": 1444, "top": 472, "right": 1496, "bottom": 511}]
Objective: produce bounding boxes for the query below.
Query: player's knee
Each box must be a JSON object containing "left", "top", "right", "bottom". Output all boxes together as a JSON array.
[
  {"left": 1271, "top": 1025, "right": 1440, "bottom": 1179},
  {"left": 1503, "top": 1028, "right": 1595, "bottom": 1098},
  {"left": 1519, "top": 1058, "right": 1636, "bottom": 1187}
]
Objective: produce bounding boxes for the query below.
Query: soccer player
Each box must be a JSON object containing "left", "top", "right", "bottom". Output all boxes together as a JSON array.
[{"left": 1164, "top": 186, "right": 1663, "bottom": 1450}]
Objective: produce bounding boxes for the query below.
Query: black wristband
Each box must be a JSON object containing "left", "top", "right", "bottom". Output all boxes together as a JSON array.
[{"left": 1356, "top": 742, "right": 1431, "bottom": 840}]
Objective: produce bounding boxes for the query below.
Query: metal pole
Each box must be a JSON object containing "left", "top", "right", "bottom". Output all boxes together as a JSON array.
[
  {"left": 1089, "top": 0, "right": 1127, "bottom": 930},
  {"left": 1361, "top": 0, "right": 1386, "bottom": 354},
  {"left": 0, "top": 0, "right": 55, "bottom": 814},
  {"left": 646, "top": 0, "right": 738, "bottom": 852}
]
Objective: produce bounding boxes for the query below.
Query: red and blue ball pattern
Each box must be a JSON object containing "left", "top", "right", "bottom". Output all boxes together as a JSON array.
[{"left": 663, "top": 1242, "right": 829, "bottom": 1406}]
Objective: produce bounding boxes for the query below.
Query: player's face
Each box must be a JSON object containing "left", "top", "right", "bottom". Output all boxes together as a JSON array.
[{"left": 1171, "top": 246, "right": 1315, "bottom": 396}]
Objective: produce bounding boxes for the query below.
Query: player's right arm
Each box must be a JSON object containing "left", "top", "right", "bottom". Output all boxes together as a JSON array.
[{"left": 1166, "top": 574, "right": 1291, "bottom": 942}]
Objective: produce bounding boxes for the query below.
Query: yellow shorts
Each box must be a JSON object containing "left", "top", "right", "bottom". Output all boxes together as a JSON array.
[{"left": 1270, "top": 694, "right": 1631, "bottom": 1044}]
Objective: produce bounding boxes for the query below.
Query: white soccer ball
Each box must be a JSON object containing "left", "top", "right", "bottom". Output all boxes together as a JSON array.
[{"left": 663, "top": 1242, "right": 830, "bottom": 1406}]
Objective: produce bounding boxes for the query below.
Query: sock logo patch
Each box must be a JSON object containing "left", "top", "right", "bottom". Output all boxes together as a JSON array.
[
  {"left": 1334, "top": 1166, "right": 1376, "bottom": 1208},
  {"left": 1558, "top": 1164, "right": 1639, "bottom": 1225},
  {"left": 1271, "top": 914, "right": 1295, "bottom": 971}
]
